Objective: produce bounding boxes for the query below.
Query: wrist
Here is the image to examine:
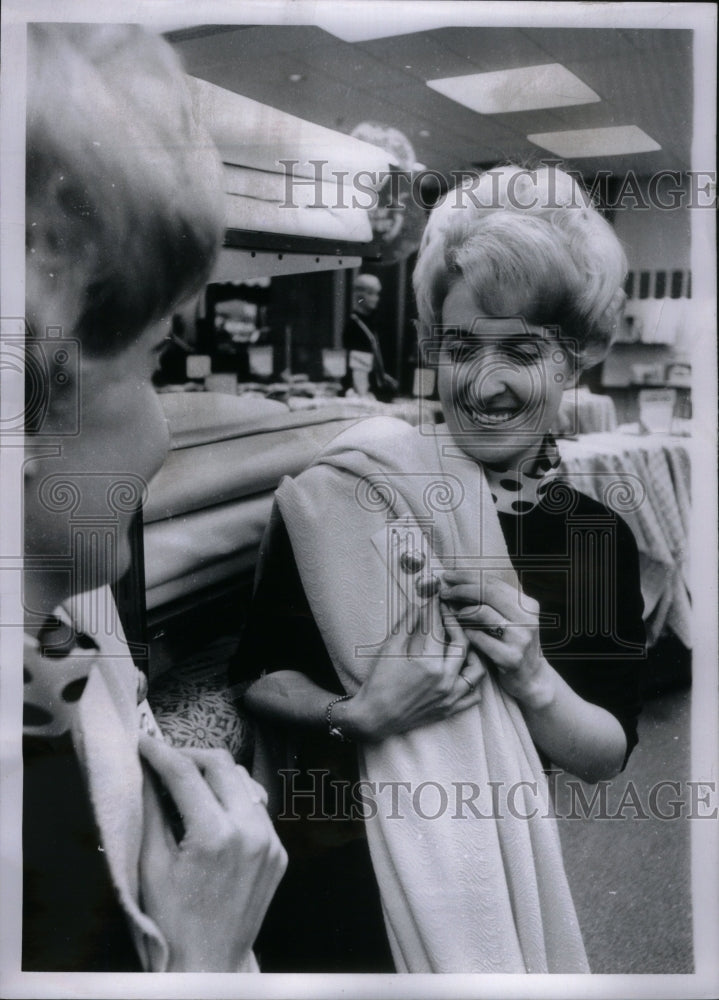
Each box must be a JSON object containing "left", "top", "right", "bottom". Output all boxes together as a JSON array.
[
  {"left": 516, "top": 658, "right": 557, "bottom": 713},
  {"left": 334, "top": 692, "right": 376, "bottom": 742}
]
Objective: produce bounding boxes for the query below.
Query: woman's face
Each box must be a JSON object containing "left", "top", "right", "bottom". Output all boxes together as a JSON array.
[
  {"left": 437, "top": 278, "right": 573, "bottom": 469},
  {"left": 24, "top": 320, "right": 172, "bottom": 612}
]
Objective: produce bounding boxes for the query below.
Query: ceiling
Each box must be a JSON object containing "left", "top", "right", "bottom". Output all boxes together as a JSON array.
[{"left": 168, "top": 24, "right": 693, "bottom": 182}]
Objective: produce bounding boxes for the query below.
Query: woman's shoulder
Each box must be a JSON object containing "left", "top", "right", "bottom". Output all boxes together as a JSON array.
[
  {"left": 326, "top": 414, "right": 417, "bottom": 448},
  {"left": 541, "top": 481, "right": 639, "bottom": 545},
  {"left": 304, "top": 415, "right": 423, "bottom": 473}
]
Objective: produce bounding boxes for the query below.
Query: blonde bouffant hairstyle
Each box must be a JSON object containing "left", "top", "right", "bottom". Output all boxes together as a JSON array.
[{"left": 412, "top": 165, "right": 628, "bottom": 368}]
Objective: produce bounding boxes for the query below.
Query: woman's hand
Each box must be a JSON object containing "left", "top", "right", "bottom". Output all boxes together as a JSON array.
[
  {"left": 440, "top": 571, "right": 552, "bottom": 709},
  {"left": 337, "top": 597, "right": 485, "bottom": 742},
  {"left": 440, "top": 572, "right": 628, "bottom": 781},
  {"left": 138, "top": 736, "right": 286, "bottom": 972}
]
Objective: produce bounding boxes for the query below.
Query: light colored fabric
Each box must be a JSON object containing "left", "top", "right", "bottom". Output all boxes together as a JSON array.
[
  {"left": 157, "top": 391, "right": 287, "bottom": 449},
  {"left": 145, "top": 551, "right": 256, "bottom": 612},
  {"left": 558, "top": 432, "right": 691, "bottom": 647},
  {"left": 143, "top": 493, "right": 274, "bottom": 589},
  {"left": 188, "top": 76, "right": 390, "bottom": 181},
  {"left": 271, "top": 416, "right": 588, "bottom": 973},
  {"left": 145, "top": 408, "right": 358, "bottom": 522}
]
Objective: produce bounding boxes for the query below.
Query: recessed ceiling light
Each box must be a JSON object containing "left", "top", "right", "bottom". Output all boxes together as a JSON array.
[
  {"left": 419, "top": 129, "right": 431, "bottom": 138},
  {"left": 288, "top": 73, "right": 305, "bottom": 83},
  {"left": 527, "top": 125, "right": 661, "bottom": 157},
  {"left": 426, "top": 64, "right": 600, "bottom": 114}
]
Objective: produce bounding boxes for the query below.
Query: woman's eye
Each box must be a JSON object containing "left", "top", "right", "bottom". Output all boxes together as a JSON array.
[{"left": 511, "top": 345, "right": 544, "bottom": 364}]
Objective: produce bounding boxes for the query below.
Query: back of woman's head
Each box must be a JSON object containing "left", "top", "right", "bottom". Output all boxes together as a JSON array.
[
  {"left": 412, "top": 164, "right": 627, "bottom": 368},
  {"left": 26, "top": 24, "right": 225, "bottom": 355}
]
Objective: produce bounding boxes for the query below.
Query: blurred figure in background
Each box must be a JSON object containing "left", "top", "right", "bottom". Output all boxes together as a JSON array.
[{"left": 342, "top": 273, "right": 398, "bottom": 400}]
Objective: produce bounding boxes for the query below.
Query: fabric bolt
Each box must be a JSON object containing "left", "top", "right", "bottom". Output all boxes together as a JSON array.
[
  {"left": 251, "top": 417, "right": 590, "bottom": 974},
  {"left": 224, "top": 191, "right": 373, "bottom": 242},
  {"left": 145, "top": 551, "right": 256, "bottom": 611},
  {"left": 558, "top": 432, "right": 691, "bottom": 646},
  {"left": 143, "top": 493, "right": 274, "bottom": 589}
]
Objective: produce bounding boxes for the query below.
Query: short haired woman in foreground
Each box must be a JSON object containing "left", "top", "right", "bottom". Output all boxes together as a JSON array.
[
  {"left": 23, "top": 23, "right": 285, "bottom": 972},
  {"left": 239, "top": 164, "right": 645, "bottom": 973}
]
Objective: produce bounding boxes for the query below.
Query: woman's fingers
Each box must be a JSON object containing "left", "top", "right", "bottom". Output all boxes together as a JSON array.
[
  {"left": 141, "top": 760, "right": 180, "bottom": 853},
  {"left": 458, "top": 653, "right": 487, "bottom": 690},
  {"left": 441, "top": 612, "right": 469, "bottom": 671},
  {"left": 445, "top": 596, "right": 507, "bottom": 635},
  {"left": 177, "top": 746, "right": 263, "bottom": 812},
  {"left": 442, "top": 574, "right": 536, "bottom": 621},
  {"left": 138, "top": 735, "right": 223, "bottom": 842}
]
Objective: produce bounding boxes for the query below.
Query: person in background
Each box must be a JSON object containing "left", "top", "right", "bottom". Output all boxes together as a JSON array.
[
  {"left": 22, "top": 23, "right": 285, "bottom": 972},
  {"left": 341, "top": 273, "right": 398, "bottom": 400}
]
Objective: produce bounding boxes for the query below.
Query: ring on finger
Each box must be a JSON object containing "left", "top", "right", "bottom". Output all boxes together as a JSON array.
[
  {"left": 460, "top": 674, "right": 475, "bottom": 693},
  {"left": 484, "top": 624, "right": 505, "bottom": 640}
]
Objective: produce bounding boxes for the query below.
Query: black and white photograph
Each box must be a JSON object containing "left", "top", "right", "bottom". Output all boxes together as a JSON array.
[{"left": 0, "top": 1, "right": 716, "bottom": 998}]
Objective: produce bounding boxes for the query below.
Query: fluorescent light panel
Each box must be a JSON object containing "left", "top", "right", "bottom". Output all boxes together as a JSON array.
[
  {"left": 528, "top": 125, "right": 661, "bottom": 157},
  {"left": 426, "top": 63, "right": 600, "bottom": 114}
]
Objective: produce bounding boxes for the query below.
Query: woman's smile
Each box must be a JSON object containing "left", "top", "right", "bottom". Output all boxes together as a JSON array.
[
  {"left": 461, "top": 390, "right": 526, "bottom": 427},
  {"left": 438, "top": 279, "right": 572, "bottom": 469}
]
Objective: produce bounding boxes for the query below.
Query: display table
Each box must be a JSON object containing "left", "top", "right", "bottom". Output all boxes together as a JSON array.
[{"left": 557, "top": 431, "right": 691, "bottom": 648}]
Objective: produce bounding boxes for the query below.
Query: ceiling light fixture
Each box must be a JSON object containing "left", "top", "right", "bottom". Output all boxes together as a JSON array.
[
  {"left": 527, "top": 125, "right": 661, "bottom": 157},
  {"left": 426, "top": 63, "right": 600, "bottom": 114}
]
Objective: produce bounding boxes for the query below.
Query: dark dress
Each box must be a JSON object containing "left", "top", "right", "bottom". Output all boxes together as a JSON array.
[
  {"left": 23, "top": 732, "right": 141, "bottom": 971},
  {"left": 234, "top": 485, "right": 645, "bottom": 973}
]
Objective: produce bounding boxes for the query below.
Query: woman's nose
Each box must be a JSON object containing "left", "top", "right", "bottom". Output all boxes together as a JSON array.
[{"left": 458, "top": 351, "right": 511, "bottom": 401}]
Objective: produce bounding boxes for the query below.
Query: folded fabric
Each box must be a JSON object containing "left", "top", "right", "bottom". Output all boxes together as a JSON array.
[
  {"left": 145, "top": 551, "right": 257, "bottom": 612},
  {"left": 187, "top": 76, "right": 390, "bottom": 182},
  {"left": 157, "top": 391, "right": 288, "bottom": 449},
  {"left": 144, "top": 493, "right": 274, "bottom": 589},
  {"left": 144, "top": 415, "right": 357, "bottom": 522},
  {"left": 263, "top": 416, "right": 588, "bottom": 973},
  {"left": 224, "top": 191, "right": 373, "bottom": 242}
]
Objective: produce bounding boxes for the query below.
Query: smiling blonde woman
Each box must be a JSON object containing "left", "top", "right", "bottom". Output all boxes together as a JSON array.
[{"left": 238, "top": 164, "right": 645, "bottom": 973}]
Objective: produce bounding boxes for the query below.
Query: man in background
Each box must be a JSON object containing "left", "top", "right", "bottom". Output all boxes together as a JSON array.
[{"left": 342, "top": 274, "right": 398, "bottom": 400}]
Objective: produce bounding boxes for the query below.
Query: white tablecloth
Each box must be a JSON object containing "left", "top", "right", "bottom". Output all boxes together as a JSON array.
[{"left": 558, "top": 432, "right": 691, "bottom": 648}]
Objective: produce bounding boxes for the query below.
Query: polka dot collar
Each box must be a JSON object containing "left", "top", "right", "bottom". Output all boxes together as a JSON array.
[
  {"left": 482, "top": 434, "right": 562, "bottom": 515},
  {"left": 23, "top": 610, "right": 148, "bottom": 738}
]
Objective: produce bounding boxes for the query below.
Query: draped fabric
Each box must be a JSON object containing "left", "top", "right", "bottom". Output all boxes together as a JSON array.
[{"left": 267, "top": 416, "right": 589, "bottom": 973}]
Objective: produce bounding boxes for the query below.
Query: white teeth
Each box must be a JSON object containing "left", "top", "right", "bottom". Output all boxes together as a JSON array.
[{"left": 468, "top": 409, "right": 517, "bottom": 425}]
